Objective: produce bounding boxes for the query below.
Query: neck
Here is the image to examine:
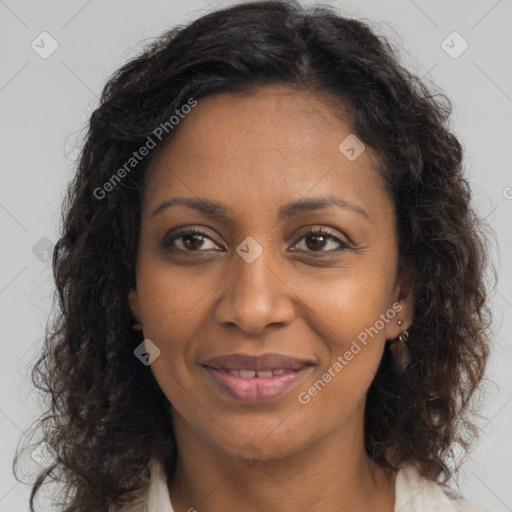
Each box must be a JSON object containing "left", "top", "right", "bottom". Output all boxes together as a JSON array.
[{"left": 167, "top": 406, "right": 396, "bottom": 512}]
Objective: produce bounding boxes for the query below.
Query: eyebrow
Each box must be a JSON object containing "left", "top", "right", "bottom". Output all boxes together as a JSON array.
[{"left": 150, "top": 196, "right": 370, "bottom": 222}]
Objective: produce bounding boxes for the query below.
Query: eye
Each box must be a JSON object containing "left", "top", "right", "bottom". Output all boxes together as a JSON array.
[
  {"left": 161, "top": 226, "right": 351, "bottom": 255},
  {"left": 161, "top": 227, "right": 222, "bottom": 253},
  {"left": 290, "top": 226, "right": 351, "bottom": 254}
]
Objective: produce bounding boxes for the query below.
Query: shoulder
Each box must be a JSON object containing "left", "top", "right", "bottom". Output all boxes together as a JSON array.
[
  {"left": 110, "top": 497, "right": 146, "bottom": 512},
  {"left": 112, "top": 457, "right": 174, "bottom": 512},
  {"left": 114, "top": 460, "right": 497, "bottom": 512},
  {"left": 395, "top": 465, "right": 495, "bottom": 512}
]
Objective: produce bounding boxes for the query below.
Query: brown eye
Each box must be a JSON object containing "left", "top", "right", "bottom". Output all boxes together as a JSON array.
[
  {"left": 304, "top": 234, "right": 329, "bottom": 251},
  {"left": 181, "top": 233, "right": 207, "bottom": 250},
  {"left": 292, "top": 227, "right": 350, "bottom": 254},
  {"left": 162, "top": 228, "right": 222, "bottom": 253}
]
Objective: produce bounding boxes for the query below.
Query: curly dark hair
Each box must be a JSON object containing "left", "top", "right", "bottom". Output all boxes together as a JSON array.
[{"left": 15, "top": 0, "right": 493, "bottom": 510}]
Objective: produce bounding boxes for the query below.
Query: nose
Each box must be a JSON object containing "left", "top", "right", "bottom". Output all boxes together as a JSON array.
[{"left": 214, "top": 243, "right": 296, "bottom": 335}]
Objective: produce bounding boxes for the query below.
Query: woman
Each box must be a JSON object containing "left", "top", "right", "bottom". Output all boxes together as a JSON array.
[{"left": 17, "top": 1, "right": 494, "bottom": 510}]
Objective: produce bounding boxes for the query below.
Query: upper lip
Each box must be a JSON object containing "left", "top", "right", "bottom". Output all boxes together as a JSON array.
[{"left": 201, "top": 353, "right": 312, "bottom": 371}]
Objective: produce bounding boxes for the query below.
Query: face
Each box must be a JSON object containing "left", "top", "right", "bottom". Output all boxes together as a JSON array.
[{"left": 128, "top": 85, "right": 413, "bottom": 463}]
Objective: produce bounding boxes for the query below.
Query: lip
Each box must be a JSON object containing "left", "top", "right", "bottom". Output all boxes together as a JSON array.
[{"left": 201, "top": 352, "right": 314, "bottom": 402}]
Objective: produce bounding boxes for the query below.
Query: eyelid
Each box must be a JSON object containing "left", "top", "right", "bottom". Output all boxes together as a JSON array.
[
  {"left": 162, "top": 226, "right": 223, "bottom": 249},
  {"left": 290, "top": 225, "right": 352, "bottom": 251},
  {"left": 162, "top": 224, "right": 352, "bottom": 253},
  {"left": 297, "top": 225, "right": 347, "bottom": 241}
]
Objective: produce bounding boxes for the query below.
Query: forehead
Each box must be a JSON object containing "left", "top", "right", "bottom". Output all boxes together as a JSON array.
[{"left": 142, "top": 85, "right": 391, "bottom": 224}]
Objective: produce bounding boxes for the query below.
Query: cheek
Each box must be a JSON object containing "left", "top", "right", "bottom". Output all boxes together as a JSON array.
[
  {"left": 136, "top": 250, "right": 213, "bottom": 340},
  {"left": 137, "top": 253, "right": 395, "bottom": 361},
  {"left": 291, "top": 263, "right": 394, "bottom": 345},
  {"left": 135, "top": 232, "right": 397, "bottom": 404},
  {"left": 290, "top": 279, "right": 390, "bottom": 423},
  {"left": 287, "top": 263, "right": 395, "bottom": 405},
  {"left": 134, "top": 255, "right": 222, "bottom": 391}
]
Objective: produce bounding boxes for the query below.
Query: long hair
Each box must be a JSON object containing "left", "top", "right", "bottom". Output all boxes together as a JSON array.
[{"left": 15, "top": 1, "right": 492, "bottom": 510}]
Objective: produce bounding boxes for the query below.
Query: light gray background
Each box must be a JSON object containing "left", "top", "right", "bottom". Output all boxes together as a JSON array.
[{"left": 1, "top": 0, "right": 511, "bottom": 510}]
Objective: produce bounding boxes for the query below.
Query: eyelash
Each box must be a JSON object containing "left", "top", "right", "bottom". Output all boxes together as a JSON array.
[{"left": 161, "top": 226, "right": 351, "bottom": 255}]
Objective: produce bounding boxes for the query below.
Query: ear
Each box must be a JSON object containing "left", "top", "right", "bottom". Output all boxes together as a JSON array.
[
  {"left": 386, "top": 269, "right": 415, "bottom": 340},
  {"left": 127, "top": 287, "right": 141, "bottom": 324}
]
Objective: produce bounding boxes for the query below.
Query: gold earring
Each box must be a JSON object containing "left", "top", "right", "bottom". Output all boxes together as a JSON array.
[
  {"left": 396, "top": 329, "right": 409, "bottom": 344},
  {"left": 389, "top": 321, "right": 410, "bottom": 374}
]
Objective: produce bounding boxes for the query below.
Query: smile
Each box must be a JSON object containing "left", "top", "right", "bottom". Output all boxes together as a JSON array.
[
  {"left": 200, "top": 352, "right": 315, "bottom": 402},
  {"left": 215, "top": 368, "right": 288, "bottom": 377}
]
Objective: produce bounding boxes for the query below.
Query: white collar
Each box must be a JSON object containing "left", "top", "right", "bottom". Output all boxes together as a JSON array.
[{"left": 122, "top": 458, "right": 490, "bottom": 512}]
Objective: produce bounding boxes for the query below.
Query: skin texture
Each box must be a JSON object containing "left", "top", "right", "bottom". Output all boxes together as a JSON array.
[{"left": 128, "top": 84, "right": 414, "bottom": 512}]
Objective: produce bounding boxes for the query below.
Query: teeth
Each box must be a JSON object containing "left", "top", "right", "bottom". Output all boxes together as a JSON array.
[
  {"left": 220, "top": 368, "right": 289, "bottom": 377},
  {"left": 256, "top": 370, "right": 272, "bottom": 378},
  {"left": 239, "top": 370, "right": 256, "bottom": 378}
]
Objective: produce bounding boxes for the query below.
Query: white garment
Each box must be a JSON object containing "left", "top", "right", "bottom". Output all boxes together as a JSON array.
[{"left": 122, "top": 457, "right": 494, "bottom": 512}]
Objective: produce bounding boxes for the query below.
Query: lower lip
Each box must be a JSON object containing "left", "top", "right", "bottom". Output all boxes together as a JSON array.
[{"left": 203, "top": 366, "right": 312, "bottom": 403}]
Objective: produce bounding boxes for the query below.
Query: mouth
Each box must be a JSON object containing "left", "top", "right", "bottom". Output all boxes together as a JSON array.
[
  {"left": 210, "top": 368, "right": 292, "bottom": 377},
  {"left": 200, "top": 353, "right": 314, "bottom": 402}
]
